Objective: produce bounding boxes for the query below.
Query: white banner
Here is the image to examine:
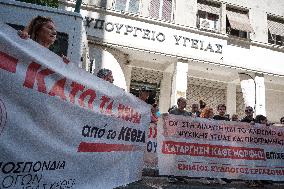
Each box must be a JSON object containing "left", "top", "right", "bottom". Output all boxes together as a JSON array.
[
  {"left": 143, "top": 123, "right": 158, "bottom": 170},
  {"left": 158, "top": 114, "right": 284, "bottom": 181},
  {"left": 0, "top": 22, "right": 150, "bottom": 189}
]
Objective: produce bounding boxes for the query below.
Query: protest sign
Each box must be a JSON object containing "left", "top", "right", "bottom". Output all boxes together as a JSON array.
[
  {"left": 158, "top": 114, "right": 284, "bottom": 181},
  {"left": 144, "top": 123, "right": 158, "bottom": 170},
  {"left": 0, "top": 22, "right": 150, "bottom": 189}
]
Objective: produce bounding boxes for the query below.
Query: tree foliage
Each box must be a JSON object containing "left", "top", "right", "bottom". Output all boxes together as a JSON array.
[{"left": 16, "top": 0, "right": 59, "bottom": 8}]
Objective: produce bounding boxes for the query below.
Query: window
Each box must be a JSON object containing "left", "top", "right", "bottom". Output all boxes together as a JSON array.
[
  {"left": 82, "top": 0, "right": 107, "bottom": 8},
  {"left": 130, "top": 80, "right": 160, "bottom": 105},
  {"left": 268, "top": 33, "right": 284, "bottom": 46},
  {"left": 197, "top": 0, "right": 220, "bottom": 31},
  {"left": 197, "top": 11, "right": 219, "bottom": 31},
  {"left": 115, "top": 0, "right": 140, "bottom": 14},
  {"left": 229, "top": 28, "right": 247, "bottom": 39},
  {"left": 15, "top": 0, "right": 58, "bottom": 8},
  {"left": 267, "top": 17, "right": 284, "bottom": 46},
  {"left": 226, "top": 8, "right": 252, "bottom": 39},
  {"left": 149, "top": 0, "right": 173, "bottom": 21}
]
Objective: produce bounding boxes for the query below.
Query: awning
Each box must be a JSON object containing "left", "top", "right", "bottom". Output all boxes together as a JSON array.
[
  {"left": 197, "top": 3, "right": 220, "bottom": 15},
  {"left": 268, "top": 19, "right": 284, "bottom": 36},
  {"left": 227, "top": 10, "right": 253, "bottom": 32}
]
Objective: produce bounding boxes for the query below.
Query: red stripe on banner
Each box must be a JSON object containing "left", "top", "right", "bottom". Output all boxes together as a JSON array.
[
  {"left": 77, "top": 142, "right": 143, "bottom": 152},
  {"left": 162, "top": 141, "right": 266, "bottom": 161},
  {"left": 0, "top": 51, "right": 18, "bottom": 73}
]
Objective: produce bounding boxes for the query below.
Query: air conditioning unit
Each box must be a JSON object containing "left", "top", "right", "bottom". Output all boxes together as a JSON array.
[
  {"left": 200, "top": 19, "right": 210, "bottom": 29},
  {"left": 199, "top": 18, "right": 218, "bottom": 31}
]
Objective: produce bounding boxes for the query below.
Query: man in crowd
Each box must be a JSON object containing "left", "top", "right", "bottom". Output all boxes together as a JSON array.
[
  {"left": 167, "top": 97, "right": 191, "bottom": 183},
  {"left": 231, "top": 114, "right": 239, "bottom": 122},
  {"left": 280, "top": 117, "right": 284, "bottom": 125},
  {"left": 191, "top": 103, "right": 200, "bottom": 117},
  {"left": 212, "top": 104, "right": 231, "bottom": 185},
  {"left": 213, "top": 104, "right": 230, "bottom": 121},
  {"left": 240, "top": 106, "right": 266, "bottom": 187},
  {"left": 97, "top": 68, "right": 114, "bottom": 83},
  {"left": 169, "top": 97, "right": 191, "bottom": 116},
  {"left": 241, "top": 106, "right": 255, "bottom": 123},
  {"left": 138, "top": 86, "right": 150, "bottom": 102},
  {"left": 255, "top": 115, "right": 268, "bottom": 125}
]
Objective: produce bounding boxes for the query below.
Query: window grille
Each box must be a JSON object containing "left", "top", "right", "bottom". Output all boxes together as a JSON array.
[
  {"left": 226, "top": 8, "right": 252, "bottom": 39},
  {"left": 149, "top": 0, "right": 173, "bottom": 21},
  {"left": 115, "top": 0, "right": 140, "bottom": 14},
  {"left": 267, "top": 17, "right": 284, "bottom": 46},
  {"left": 197, "top": 0, "right": 220, "bottom": 31}
]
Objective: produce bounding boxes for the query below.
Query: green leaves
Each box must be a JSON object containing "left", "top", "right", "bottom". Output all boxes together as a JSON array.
[{"left": 16, "top": 0, "right": 59, "bottom": 8}]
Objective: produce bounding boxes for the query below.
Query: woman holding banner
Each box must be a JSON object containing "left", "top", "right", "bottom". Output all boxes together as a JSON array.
[{"left": 18, "top": 16, "right": 69, "bottom": 64}]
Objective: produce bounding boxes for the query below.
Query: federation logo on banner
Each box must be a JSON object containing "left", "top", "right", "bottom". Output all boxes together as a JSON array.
[{"left": 0, "top": 98, "right": 7, "bottom": 137}]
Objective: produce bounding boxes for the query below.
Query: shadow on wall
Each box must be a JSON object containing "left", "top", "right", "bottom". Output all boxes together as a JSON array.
[{"left": 227, "top": 37, "right": 251, "bottom": 49}]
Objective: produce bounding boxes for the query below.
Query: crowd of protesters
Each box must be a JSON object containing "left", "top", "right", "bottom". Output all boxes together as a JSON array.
[
  {"left": 168, "top": 97, "right": 284, "bottom": 127},
  {"left": 166, "top": 97, "right": 284, "bottom": 186}
]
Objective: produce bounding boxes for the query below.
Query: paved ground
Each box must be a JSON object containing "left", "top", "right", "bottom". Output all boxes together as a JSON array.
[{"left": 116, "top": 176, "right": 284, "bottom": 189}]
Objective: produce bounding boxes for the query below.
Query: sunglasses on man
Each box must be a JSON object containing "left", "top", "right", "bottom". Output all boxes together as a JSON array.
[{"left": 245, "top": 109, "right": 253, "bottom": 113}]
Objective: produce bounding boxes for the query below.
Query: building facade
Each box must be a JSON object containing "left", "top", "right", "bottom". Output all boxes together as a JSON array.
[{"left": 60, "top": 0, "right": 284, "bottom": 122}]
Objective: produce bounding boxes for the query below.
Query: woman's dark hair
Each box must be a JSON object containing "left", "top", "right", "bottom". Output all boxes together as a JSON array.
[
  {"left": 151, "top": 103, "right": 157, "bottom": 108},
  {"left": 255, "top": 114, "right": 267, "bottom": 124},
  {"left": 26, "top": 16, "right": 54, "bottom": 42},
  {"left": 168, "top": 105, "right": 177, "bottom": 113},
  {"left": 96, "top": 68, "right": 112, "bottom": 79},
  {"left": 199, "top": 100, "right": 206, "bottom": 109},
  {"left": 217, "top": 104, "right": 226, "bottom": 110},
  {"left": 280, "top": 116, "right": 284, "bottom": 123}
]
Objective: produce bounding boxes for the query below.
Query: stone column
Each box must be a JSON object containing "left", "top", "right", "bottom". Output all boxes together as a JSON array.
[
  {"left": 239, "top": 73, "right": 256, "bottom": 110},
  {"left": 170, "top": 62, "right": 188, "bottom": 106},
  {"left": 124, "top": 65, "right": 132, "bottom": 93},
  {"left": 88, "top": 44, "right": 102, "bottom": 73},
  {"left": 226, "top": 82, "right": 236, "bottom": 116},
  {"left": 248, "top": 7, "right": 268, "bottom": 42},
  {"left": 220, "top": 3, "right": 227, "bottom": 34},
  {"left": 255, "top": 74, "right": 266, "bottom": 116},
  {"left": 80, "top": 24, "right": 90, "bottom": 69},
  {"left": 159, "top": 72, "right": 173, "bottom": 113},
  {"left": 175, "top": 0, "right": 197, "bottom": 27},
  {"left": 140, "top": 0, "right": 151, "bottom": 17}
]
